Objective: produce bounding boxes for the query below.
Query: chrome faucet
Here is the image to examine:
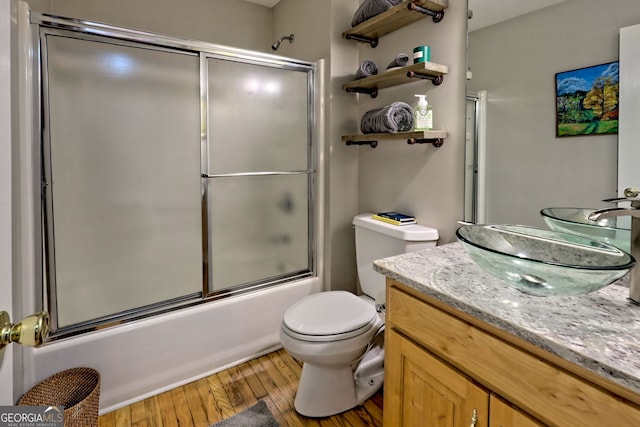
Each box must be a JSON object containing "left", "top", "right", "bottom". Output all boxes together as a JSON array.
[{"left": 589, "top": 187, "right": 640, "bottom": 305}]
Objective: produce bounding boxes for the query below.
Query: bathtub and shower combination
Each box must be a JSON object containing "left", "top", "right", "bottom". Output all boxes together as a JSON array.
[{"left": 18, "top": 10, "right": 324, "bottom": 412}]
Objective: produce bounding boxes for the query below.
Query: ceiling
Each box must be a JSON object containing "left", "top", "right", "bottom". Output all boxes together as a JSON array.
[{"left": 243, "top": 0, "right": 566, "bottom": 32}]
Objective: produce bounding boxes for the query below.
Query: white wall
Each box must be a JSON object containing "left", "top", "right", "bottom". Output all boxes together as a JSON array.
[
  {"left": 468, "top": 0, "right": 640, "bottom": 227},
  {"left": 46, "top": 0, "right": 273, "bottom": 53},
  {"left": 355, "top": 1, "right": 468, "bottom": 244},
  {"left": 325, "top": 0, "right": 362, "bottom": 290}
]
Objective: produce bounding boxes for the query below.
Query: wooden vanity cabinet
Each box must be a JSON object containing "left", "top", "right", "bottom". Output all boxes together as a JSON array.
[
  {"left": 386, "top": 329, "right": 488, "bottom": 426},
  {"left": 384, "top": 279, "right": 640, "bottom": 427}
]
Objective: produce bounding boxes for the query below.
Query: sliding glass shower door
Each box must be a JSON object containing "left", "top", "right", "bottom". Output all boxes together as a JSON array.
[
  {"left": 43, "top": 33, "right": 203, "bottom": 329},
  {"left": 204, "top": 57, "right": 313, "bottom": 294},
  {"left": 36, "top": 14, "right": 318, "bottom": 337}
]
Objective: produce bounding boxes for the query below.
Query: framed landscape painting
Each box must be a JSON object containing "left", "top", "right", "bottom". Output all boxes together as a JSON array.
[{"left": 555, "top": 61, "right": 619, "bottom": 137}]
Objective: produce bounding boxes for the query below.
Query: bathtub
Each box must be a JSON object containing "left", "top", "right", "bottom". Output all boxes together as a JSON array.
[{"left": 22, "top": 277, "right": 321, "bottom": 413}]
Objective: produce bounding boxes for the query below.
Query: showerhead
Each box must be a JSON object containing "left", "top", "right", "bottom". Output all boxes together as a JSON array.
[{"left": 271, "top": 34, "right": 294, "bottom": 51}]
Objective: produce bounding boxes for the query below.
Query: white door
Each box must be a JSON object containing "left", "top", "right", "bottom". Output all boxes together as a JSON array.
[{"left": 0, "top": 0, "right": 15, "bottom": 405}]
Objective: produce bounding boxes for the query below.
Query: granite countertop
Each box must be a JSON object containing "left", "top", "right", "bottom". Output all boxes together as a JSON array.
[{"left": 373, "top": 242, "right": 640, "bottom": 395}]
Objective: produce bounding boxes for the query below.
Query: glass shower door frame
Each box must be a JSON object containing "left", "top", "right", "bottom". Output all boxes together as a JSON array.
[
  {"left": 199, "top": 52, "right": 317, "bottom": 299},
  {"left": 39, "top": 26, "right": 207, "bottom": 337},
  {"left": 32, "top": 12, "right": 320, "bottom": 339}
]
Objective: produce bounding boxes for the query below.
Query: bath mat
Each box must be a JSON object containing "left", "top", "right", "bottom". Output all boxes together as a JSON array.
[{"left": 210, "top": 400, "right": 280, "bottom": 427}]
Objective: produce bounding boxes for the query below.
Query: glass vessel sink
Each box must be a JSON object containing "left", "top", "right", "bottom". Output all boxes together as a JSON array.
[
  {"left": 456, "top": 224, "right": 635, "bottom": 296},
  {"left": 541, "top": 207, "right": 631, "bottom": 252}
]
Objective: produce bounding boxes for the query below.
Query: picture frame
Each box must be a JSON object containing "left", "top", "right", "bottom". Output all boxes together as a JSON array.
[{"left": 555, "top": 61, "right": 619, "bottom": 137}]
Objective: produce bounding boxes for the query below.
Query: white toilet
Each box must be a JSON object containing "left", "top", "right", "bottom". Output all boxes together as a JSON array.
[{"left": 280, "top": 213, "right": 439, "bottom": 417}]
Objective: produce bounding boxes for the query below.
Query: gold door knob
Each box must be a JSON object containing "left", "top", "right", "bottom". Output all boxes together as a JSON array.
[{"left": 0, "top": 310, "right": 50, "bottom": 350}]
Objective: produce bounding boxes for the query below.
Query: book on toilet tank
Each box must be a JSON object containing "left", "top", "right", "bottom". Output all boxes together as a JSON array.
[
  {"left": 372, "top": 212, "right": 417, "bottom": 226},
  {"left": 377, "top": 212, "right": 416, "bottom": 222}
]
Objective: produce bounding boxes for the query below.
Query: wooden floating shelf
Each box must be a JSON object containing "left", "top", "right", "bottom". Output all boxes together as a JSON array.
[
  {"left": 343, "top": 130, "right": 447, "bottom": 148},
  {"left": 343, "top": 0, "right": 449, "bottom": 46},
  {"left": 342, "top": 62, "right": 448, "bottom": 97}
]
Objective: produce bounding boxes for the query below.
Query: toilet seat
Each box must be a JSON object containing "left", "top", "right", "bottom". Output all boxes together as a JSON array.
[{"left": 282, "top": 291, "right": 378, "bottom": 342}]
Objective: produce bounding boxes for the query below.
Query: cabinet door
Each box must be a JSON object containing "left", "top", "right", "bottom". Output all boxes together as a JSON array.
[
  {"left": 384, "top": 329, "right": 489, "bottom": 427},
  {"left": 490, "top": 395, "right": 544, "bottom": 427}
]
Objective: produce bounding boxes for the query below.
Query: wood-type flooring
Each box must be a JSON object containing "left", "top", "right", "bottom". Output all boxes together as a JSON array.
[{"left": 98, "top": 348, "right": 383, "bottom": 427}]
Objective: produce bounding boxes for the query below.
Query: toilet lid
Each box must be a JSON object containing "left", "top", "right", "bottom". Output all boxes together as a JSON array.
[{"left": 283, "top": 291, "right": 377, "bottom": 336}]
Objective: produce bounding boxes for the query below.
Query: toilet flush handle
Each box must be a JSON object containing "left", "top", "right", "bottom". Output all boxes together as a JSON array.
[{"left": 374, "top": 290, "right": 386, "bottom": 314}]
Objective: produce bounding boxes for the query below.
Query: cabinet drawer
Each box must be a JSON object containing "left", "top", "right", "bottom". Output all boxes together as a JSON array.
[{"left": 387, "top": 283, "right": 640, "bottom": 427}]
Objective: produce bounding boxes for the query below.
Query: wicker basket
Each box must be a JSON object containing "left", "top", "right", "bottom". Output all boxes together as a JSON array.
[{"left": 17, "top": 367, "right": 101, "bottom": 427}]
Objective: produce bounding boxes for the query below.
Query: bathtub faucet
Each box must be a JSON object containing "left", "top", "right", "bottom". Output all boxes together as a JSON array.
[{"left": 589, "top": 187, "right": 640, "bottom": 305}]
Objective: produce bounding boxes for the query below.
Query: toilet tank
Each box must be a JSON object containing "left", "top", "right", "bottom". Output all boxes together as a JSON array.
[{"left": 353, "top": 213, "right": 439, "bottom": 301}]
